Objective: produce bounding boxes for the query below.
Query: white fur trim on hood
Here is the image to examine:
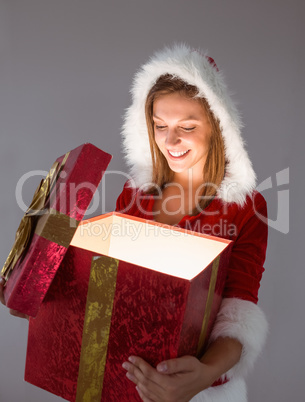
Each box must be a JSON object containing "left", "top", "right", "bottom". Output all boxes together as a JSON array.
[
  {"left": 209, "top": 298, "right": 268, "bottom": 380},
  {"left": 122, "top": 43, "right": 256, "bottom": 205}
]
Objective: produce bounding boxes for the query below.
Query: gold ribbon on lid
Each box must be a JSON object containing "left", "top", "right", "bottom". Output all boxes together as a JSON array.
[{"left": 1, "top": 152, "right": 70, "bottom": 281}]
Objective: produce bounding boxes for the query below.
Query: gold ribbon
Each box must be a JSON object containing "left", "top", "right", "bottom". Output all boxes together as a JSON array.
[
  {"left": 76, "top": 256, "right": 119, "bottom": 402},
  {"left": 1, "top": 152, "right": 70, "bottom": 281},
  {"left": 34, "top": 208, "right": 79, "bottom": 248},
  {"left": 196, "top": 255, "right": 220, "bottom": 357}
]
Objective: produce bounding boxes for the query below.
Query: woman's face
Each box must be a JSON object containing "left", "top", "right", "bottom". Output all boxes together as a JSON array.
[{"left": 153, "top": 92, "right": 211, "bottom": 181}]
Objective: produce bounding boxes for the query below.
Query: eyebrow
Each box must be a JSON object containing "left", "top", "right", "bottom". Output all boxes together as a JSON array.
[{"left": 153, "top": 114, "right": 201, "bottom": 122}]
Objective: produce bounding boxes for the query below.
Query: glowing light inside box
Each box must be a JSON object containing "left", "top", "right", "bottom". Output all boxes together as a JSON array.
[{"left": 70, "top": 213, "right": 230, "bottom": 280}]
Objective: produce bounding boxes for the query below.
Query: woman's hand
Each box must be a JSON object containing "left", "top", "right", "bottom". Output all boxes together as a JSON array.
[
  {"left": 122, "top": 355, "right": 216, "bottom": 402},
  {"left": 0, "top": 278, "right": 29, "bottom": 320},
  {"left": 122, "top": 337, "right": 242, "bottom": 401}
]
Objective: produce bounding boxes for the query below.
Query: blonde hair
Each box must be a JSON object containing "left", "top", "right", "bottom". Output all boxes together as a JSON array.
[{"left": 145, "top": 74, "right": 226, "bottom": 212}]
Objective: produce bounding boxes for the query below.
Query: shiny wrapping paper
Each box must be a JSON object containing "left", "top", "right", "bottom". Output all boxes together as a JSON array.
[
  {"left": 25, "top": 213, "right": 232, "bottom": 401},
  {"left": 2, "top": 143, "right": 112, "bottom": 317}
]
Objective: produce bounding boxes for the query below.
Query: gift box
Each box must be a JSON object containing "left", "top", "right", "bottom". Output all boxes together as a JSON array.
[
  {"left": 25, "top": 212, "right": 232, "bottom": 401},
  {"left": 1, "top": 143, "right": 112, "bottom": 317}
]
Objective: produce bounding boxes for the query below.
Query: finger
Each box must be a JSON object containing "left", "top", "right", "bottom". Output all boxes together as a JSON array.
[
  {"left": 128, "top": 356, "right": 163, "bottom": 386},
  {"left": 123, "top": 359, "right": 158, "bottom": 386},
  {"left": 157, "top": 356, "right": 196, "bottom": 374},
  {"left": 122, "top": 363, "right": 137, "bottom": 384},
  {"left": 136, "top": 385, "right": 155, "bottom": 402},
  {"left": 122, "top": 366, "right": 155, "bottom": 401},
  {"left": 124, "top": 358, "right": 165, "bottom": 400}
]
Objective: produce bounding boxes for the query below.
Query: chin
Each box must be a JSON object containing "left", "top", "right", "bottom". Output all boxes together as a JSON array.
[{"left": 167, "top": 165, "right": 187, "bottom": 174}]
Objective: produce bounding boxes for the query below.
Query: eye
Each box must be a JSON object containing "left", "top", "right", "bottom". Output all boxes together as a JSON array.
[
  {"left": 155, "top": 125, "right": 167, "bottom": 130},
  {"left": 181, "top": 127, "right": 195, "bottom": 132}
]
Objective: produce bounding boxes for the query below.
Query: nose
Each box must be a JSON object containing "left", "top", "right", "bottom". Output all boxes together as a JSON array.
[{"left": 165, "top": 127, "right": 181, "bottom": 147}]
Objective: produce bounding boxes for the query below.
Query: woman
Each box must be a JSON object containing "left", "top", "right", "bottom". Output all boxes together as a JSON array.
[
  {"left": 118, "top": 44, "right": 268, "bottom": 401},
  {"left": 0, "top": 44, "right": 268, "bottom": 402}
]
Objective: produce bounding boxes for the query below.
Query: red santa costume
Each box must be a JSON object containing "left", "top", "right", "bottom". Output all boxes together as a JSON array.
[{"left": 116, "top": 44, "right": 268, "bottom": 402}]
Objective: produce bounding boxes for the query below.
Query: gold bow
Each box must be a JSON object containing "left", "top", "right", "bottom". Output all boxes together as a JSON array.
[{"left": 1, "top": 153, "right": 69, "bottom": 282}]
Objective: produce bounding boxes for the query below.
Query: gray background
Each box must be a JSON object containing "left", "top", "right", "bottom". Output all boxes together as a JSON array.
[{"left": 0, "top": 1, "right": 303, "bottom": 401}]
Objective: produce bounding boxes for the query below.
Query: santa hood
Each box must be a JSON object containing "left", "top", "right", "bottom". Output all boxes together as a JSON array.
[{"left": 122, "top": 44, "right": 256, "bottom": 205}]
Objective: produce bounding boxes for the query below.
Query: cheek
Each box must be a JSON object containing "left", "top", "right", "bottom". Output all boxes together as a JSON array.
[{"left": 194, "top": 133, "right": 210, "bottom": 150}]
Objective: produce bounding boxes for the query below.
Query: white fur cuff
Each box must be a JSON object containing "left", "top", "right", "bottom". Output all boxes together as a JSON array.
[
  {"left": 190, "top": 378, "right": 247, "bottom": 402},
  {"left": 209, "top": 298, "right": 268, "bottom": 379}
]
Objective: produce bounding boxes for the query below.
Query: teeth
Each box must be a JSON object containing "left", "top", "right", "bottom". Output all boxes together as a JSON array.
[{"left": 169, "top": 150, "right": 189, "bottom": 157}]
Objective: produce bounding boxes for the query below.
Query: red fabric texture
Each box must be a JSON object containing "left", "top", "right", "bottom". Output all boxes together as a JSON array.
[{"left": 115, "top": 182, "right": 268, "bottom": 305}]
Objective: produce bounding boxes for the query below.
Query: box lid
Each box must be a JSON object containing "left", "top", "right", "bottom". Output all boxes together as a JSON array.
[{"left": 1, "top": 143, "right": 112, "bottom": 316}]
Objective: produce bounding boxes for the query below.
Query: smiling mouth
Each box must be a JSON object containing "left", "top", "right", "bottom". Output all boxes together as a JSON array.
[{"left": 168, "top": 150, "right": 190, "bottom": 158}]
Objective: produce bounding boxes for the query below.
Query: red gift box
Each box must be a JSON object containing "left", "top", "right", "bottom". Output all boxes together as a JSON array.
[
  {"left": 25, "top": 212, "right": 232, "bottom": 401},
  {"left": 1, "top": 143, "right": 112, "bottom": 317}
]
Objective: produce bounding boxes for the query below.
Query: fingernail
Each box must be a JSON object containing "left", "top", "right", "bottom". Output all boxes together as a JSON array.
[
  {"left": 157, "top": 362, "right": 167, "bottom": 373},
  {"left": 122, "top": 362, "right": 129, "bottom": 370},
  {"left": 126, "top": 372, "right": 135, "bottom": 381},
  {"left": 128, "top": 356, "right": 135, "bottom": 364}
]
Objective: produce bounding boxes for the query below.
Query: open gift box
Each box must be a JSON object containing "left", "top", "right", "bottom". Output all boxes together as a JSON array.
[
  {"left": 1, "top": 143, "right": 112, "bottom": 317},
  {"left": 25, "top": 212, "right": 232, "bottom": 401}
]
